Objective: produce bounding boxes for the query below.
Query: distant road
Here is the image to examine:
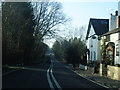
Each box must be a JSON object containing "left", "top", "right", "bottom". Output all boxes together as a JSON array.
[{"left": 2, "top": 54, "right": 109, "bottom": 89}]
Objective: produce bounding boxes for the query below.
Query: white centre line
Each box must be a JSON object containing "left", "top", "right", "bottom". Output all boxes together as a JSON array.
[
  {"left": 47, "top": 64, "right": 54, "bottom": 89},
  {"left": 47, "top": 59, "right": 62, "bottom": 89},
  {"left": 50, "top": 64, "right": 62, "bottom": 89}
]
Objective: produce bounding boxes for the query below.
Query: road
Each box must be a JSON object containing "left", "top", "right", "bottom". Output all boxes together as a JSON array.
[{"left": 2, "top": 53, "right": 109, "bottom": 89}]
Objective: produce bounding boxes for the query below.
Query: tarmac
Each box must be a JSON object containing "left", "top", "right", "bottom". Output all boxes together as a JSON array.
[
  {"left": 2, "top": 62, "right": 120, "bottom": 89},
  {"left": 66, "top": 64, "right": 120, "bottom": 89}
]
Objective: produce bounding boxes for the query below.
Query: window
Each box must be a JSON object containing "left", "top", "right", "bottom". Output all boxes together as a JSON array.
[
  {"left": 91, "top": 52, "right": 92, "bottom": 60},
  {"left": 92, "top": 35, "right": 96, "bottom": 39},
  {"left": 118, "top": 16, "right": 120, "bottom": 27},
  {"left": 94, "top": 52, "right": 96, "bottom": 60},
  {"left": 116, "top": 47, "right": 119, "bottom": 56},
  {"left": 118, "top": 32, "right": 120, "bottom": 40},
  {"left": 106, "top": 35, "right": 110, "bottom": 41}
]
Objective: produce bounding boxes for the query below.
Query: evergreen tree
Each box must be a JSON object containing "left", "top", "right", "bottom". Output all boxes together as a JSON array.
[{"left": 2, "top": 2, "right": 35, "bottom": 65}]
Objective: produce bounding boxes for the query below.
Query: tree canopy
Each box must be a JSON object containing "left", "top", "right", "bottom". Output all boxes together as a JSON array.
[
  {"left": 52, "top": 37, "right": 87, "bottom": 66},
  {"left": 2, "top": 1, "right": 67, "bottom": 65}
]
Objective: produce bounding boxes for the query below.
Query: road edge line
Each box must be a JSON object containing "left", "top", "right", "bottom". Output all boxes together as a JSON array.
[
  {"left": 65, "top": 65, "right": 109, "bottom": 89},
  {"left": 2, "top": 69, "right": 20, "bottom": 76},
  {"left": 73, "top": 70, "right": 109, "bottom": 89}
]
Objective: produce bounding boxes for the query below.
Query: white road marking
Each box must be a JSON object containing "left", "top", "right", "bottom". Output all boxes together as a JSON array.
[
  {"left": 2, "top": 70, "right": 19, "bottom": 76},
  {"left": 73, "top": 70, "right": 109, "bottom": 89},
  {"left": 2, "top": 66, "right": 27, "bottom": 76},
  {"left": 47, "top": 59, "right": 62, "bottom": 89},
  {"left": 50, "top": 64, "right": 61, "bottom": 89},
  {"left": 64, "top": 64, "right": 109, "bottom": 88},
  {"left": 47, "top": 64, "right": 54, "bottom": 89}
]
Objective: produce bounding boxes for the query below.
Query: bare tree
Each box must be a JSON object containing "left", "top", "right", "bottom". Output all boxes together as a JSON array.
[
  {"left": 61, "top": 25, "right": 86, "bottom": 41},
  {"left": 32, "top": 1, "right": 68, "bottom": 40}
]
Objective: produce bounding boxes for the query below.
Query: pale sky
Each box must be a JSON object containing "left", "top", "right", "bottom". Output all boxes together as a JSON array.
[
  {"left": 61, "top": 1, "right": 118, "bottom": 27},
  {"left": 44, "top": 1, "right": 119, "bottom": 48}
]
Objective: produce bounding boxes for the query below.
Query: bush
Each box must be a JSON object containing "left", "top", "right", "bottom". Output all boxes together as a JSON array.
[
  {"left": 93, "top": 60, "right": 100, "bottom": 73},
  {"left": 115, "top": 64, "right": 120, "bottom": 67}
]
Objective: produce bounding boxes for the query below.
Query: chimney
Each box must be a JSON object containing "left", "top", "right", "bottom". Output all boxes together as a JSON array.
[
  {"left": 115, "top": 11, "right": 118, "bottom": 16},
  {"left": 118, "top": 1, "right": 120, "bottom": 16}
]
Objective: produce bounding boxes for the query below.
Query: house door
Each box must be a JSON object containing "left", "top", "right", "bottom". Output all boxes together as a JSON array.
[{"left": 106, "top": 42, "right": 115, "bottom": 65}]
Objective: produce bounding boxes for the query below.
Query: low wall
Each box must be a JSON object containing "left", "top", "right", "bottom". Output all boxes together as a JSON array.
[
  {"left": 107, "top": 65, "right": 120, "bottom": 81},
  {"left": 99, "top": 64, "right": 107, "bottom": 76},
  {"left": 99, "top": 64, "right": 103, "bottom": 76},
  {"left": 79, "top": 64, "right": 87, "bottom": 70}
]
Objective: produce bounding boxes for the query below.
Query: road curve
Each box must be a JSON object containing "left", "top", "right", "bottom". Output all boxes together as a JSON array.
[{"left": 2, "top": 55, "right": 109, "bottom": 89}]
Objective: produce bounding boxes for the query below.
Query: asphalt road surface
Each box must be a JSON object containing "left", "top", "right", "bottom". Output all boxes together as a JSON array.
[{"left": 2, "top": 54, "right": 109, "bottom": 89}]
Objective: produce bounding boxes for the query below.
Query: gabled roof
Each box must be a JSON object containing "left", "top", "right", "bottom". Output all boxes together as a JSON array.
[
  {"left": 86, "top": 18, "right": 109, "bottom": 40},
  {"left": 102, "top": 27, "right": 120, "bottom": 36}
]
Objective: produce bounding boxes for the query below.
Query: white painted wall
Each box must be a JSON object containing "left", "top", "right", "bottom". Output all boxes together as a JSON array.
[
  {"left": 115, "top": 40, "right": 120, "bottom": 65},
  {"left": 110, "top": 33, "right": 120, "bottom": 65},
  {"left": 110, "top": 33, "right": 119, "bottom": 43},
  {"left": 87, "top": 25, "right": 99, "bottom": 62}
]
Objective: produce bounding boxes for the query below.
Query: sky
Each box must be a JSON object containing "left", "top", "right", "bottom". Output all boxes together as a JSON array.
[
  {"left": 44, "top": 1, "right": 119, "bottom": 48},
  {"left": 61, "top": 1, "right": 118, "bottom": 27},
  {"left": 1, "top": 0, "right": 119, "bottom": 48}
]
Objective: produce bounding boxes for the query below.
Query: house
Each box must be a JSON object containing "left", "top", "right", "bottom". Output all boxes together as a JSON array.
[
  {"left": 101, "top": 28, "right": 120, "bottom": 65},
  {"left": 100, "top": 29, "right": 120, "bottom": 80},
  {"left": 99, "top": 2, "right": 120, "bottom": 81},
  {"left": 86, "top": 18, "right": 109, "bottom": 63},
  {"left": 100, "top": 9, "right": 120, "bottom": 66}
]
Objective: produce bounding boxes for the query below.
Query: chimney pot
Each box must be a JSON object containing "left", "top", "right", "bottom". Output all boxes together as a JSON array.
[{"left": 115, "top": 11, "right": 118, "bottom": 16}]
